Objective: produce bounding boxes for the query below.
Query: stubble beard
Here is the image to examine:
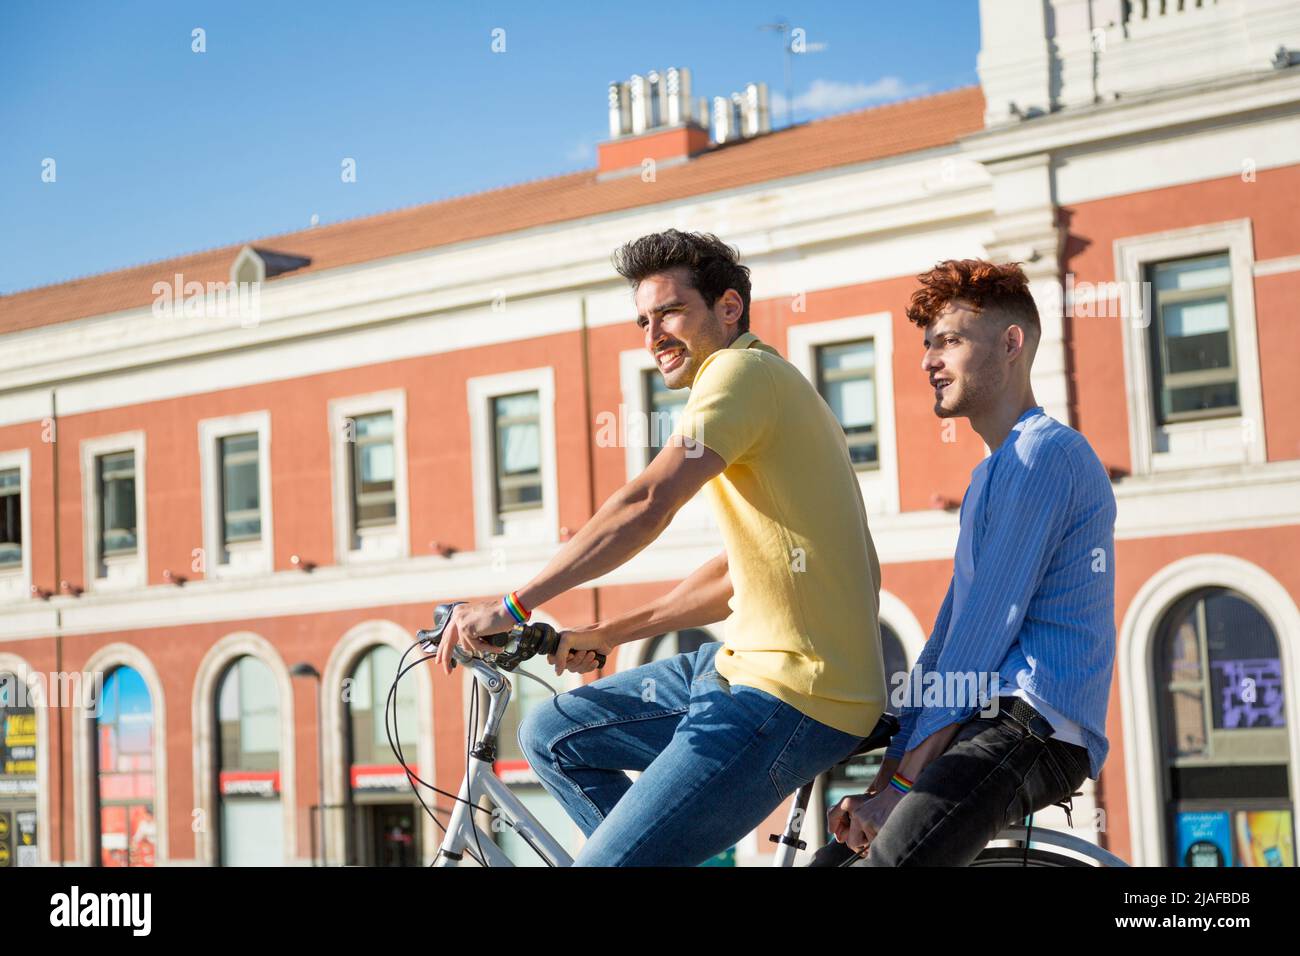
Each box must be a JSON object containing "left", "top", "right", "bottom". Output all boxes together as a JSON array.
[{"left": 935, "top": 353, "right": 1004, "bottom": 420}]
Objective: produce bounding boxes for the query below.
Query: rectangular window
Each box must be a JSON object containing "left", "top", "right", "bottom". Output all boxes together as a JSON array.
[
  {"left": 350, "top": 412, "right": 397, "bottom": 530},
  {"left": 97, "top": 451, "right": 138, "bottom": 557},
  {"left": 492, "top": 391, "right": 543, "bottom": 515},
  {"left": 0, "top": 468, "right": 20, "bottom": 569},
  {"left": 642, "top": 370, "right": 688, "bottom": 467},
  {"left": 328, "top": 391, "right": 408, "bottom": 562},
  {"left": 220, "top": 433, "right": 261, "bottom": 545},
  {"left": 815, "top": 339, "right": 879, "bottom": 469},
  {"left": 199, "top": 412, "right": 272, "bottom": 577},
  {"left": 1147, "top": 253, "right": 1239, "bottom": 425},
  {"left": 468, "top": 368, "right": 557, "bottom": 545},
  {"left": 80, "top": 434, "right": 147, "bottom": 589}
]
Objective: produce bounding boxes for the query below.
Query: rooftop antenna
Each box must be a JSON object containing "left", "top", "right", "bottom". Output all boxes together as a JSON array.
[{"left": 760, "top": 17, "right": 827, "bottom": 128}]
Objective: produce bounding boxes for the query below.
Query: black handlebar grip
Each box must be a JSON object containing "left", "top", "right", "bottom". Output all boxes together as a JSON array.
[{"left": 539, "top": 624, "right": 607, "bottom": 668}]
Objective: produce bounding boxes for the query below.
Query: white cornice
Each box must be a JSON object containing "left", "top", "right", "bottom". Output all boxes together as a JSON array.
[{"left": 961, "top": 67, "right": 1300, "bottom": 163}]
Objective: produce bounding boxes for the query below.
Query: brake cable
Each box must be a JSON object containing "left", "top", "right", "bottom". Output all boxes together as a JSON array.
[
  {"left": 385, "top": 641, "right": 488, "bottom": 866},
  {"left": 384, "top": 632, "right": 564, "bottom": 866}
]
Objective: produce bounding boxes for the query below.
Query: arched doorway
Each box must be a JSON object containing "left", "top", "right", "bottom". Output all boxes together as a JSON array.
[
  {"left": 215, "top": 655, "right": 284, "bottom": 865},
  {"left": 95, "top": 666, "right": 156, "bottom": 867},
  {"left": 345, "top": 644, "right": 420, "bottom": 866},
  {"left": 1155, "top": 587, "right": 1293, "bottom": 866},
  {"left": 0, "top": 669, "right": 38, "bottom": 867}
]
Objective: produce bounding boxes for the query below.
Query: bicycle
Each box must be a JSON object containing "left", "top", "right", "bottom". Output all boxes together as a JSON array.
[{"left": 387, "top": 602, "right": 1127, "bottom": 867}]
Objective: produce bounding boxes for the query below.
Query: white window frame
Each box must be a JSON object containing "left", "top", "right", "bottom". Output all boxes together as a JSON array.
[
  {"left": 1115, "top": 219, "right": 1266, "bottom": 476},
  {"left": 327, "top": 390, "right": 410, "bottom": 565},
  {"left": 467, "top": 368, "right": 559, "bottom": 548},
  {"left": 787, "top": 313, "right": 900, "bottom": 516},
  {"left": 198, "top": 411, "right": 274, "bottom": 578},
  {"left": 617, "top": 349, "right": 714, "bottom": 534},
  {"left": 80, "top": 432, "right": 147, "bottom": 591},
  {"left": 0, "top": 448, "right": 33, "bottom": 602}
]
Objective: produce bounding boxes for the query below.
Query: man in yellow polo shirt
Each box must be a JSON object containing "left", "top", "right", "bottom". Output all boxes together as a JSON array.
[{"left": 437, "top": 229, "right": 886, "bottom": 866}]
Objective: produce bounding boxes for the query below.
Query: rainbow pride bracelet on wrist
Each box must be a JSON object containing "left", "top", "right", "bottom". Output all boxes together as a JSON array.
[
  {"left": 503, "top": 590, "right": 531, "bottom": 625},
  {"left": 887, "top": 772, "right": 914, "bottom": 796}
]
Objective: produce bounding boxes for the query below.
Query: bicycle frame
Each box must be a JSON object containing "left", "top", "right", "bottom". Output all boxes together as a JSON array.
[{"left": 433, "top": 656, "right": 573, "bottom": 867}]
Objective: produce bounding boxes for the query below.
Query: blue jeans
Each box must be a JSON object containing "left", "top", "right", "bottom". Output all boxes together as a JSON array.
[{"left": 517, "top": 641, "right": 865, "bottom": 866}]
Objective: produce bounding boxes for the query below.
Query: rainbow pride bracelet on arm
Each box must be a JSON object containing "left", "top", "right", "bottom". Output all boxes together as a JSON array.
[
  {"left": 887, "top": 772, "right": 914, "bottom": 796},
  {"left": 503, "top": 590, "right": 531, "bottom": 625}
]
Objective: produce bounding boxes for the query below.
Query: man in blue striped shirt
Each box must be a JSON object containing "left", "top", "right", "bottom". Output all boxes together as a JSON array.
[{"left": 817, "top": 259, "right": 1117, "bottom": 866}]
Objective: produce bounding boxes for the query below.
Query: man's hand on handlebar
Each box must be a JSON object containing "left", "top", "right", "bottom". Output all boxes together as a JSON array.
[
  {"left": 434, "top": 599, "right": 519, "bottom": 676},
  {"left": 826, "top": 755, "right": 903, "bottom": 857},
  {"left": 547, "top": 624, "right": 613, "bottom": 677}
]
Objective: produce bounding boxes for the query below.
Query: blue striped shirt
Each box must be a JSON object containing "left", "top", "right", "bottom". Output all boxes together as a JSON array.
[{"left": 883, "top": 407, "right": 1117, "bottom": 779}]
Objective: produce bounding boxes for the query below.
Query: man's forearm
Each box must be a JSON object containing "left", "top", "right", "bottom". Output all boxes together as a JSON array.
[
  {"left": 515, "top": 483, "right": 670, "bottom": 612},
  {"left": 897, "top": 722, "right": 962, "bottom": 782},
  {"left": 598, "top": 551, "right": 733, "bottom": 647}
]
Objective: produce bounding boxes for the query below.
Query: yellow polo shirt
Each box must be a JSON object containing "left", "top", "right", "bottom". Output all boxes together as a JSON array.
[{"left": 671, "top": 331, "right": 886, "bottom": 737}]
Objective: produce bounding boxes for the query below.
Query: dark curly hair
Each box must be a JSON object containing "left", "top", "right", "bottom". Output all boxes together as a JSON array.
[
  {"left": 612, "top": 229, "right": 751, "bottom": 333},
  {"left": 906, "top": 259, "right": 1039, "bottom": 338}
]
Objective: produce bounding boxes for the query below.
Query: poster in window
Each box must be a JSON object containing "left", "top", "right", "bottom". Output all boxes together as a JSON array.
[
  {"left": 2, "top": 710, "right": 37, "bottom": 785},
  {"left": 1234, "top": 810, "right": 1294, "bottom": 867},
  {"left": 1209, "top": 657, "right": 1285, "bottom": 730},
  {"left": 129, "top": 804, "right": 156, "bottom": 867},
  {"left": 15, "top": 809, "right": 36, "bottom": 867},
  {"left": 100, "top": 805, "right": 128, "bottom": 867},
  {"left": 1176, "top": 811, "right": 1233, "bottom": 867}
]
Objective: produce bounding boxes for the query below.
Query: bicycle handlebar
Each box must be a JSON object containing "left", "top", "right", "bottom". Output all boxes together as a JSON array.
[{"left": 417, "top": 602, "right": 608, "bottom": 672}]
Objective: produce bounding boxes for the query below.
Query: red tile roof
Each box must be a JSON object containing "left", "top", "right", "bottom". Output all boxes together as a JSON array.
[{"left": 0, "top": 86, "right": 984, "bottom": 335}]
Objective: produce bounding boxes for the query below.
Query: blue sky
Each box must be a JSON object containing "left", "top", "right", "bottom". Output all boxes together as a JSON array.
[{"left": 0, "top": 1, "right": 980, "bottom": 294}]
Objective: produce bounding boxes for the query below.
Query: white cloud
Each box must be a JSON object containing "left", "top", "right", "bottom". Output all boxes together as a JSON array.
[
  {"left": 770, "top": 76, "right": 928, "bottom": 119},
  {"left": 566, "top": 136, "right": 597, "bottom": 163}
]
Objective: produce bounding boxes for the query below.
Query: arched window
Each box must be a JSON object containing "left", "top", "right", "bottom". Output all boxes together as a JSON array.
[
  {"left": 96, "top": 666, "right": 155, "bottom": 867},
  {"left": 0, "top": 671, "right": 38, "bottom": 867},
  {"left": 345, "top": 645, "right": 419, "bottom": 866},
  {"left": 215, "top": 656, "right": 282, "bottom": 865},
  {"left": 1156, "top": 588, "right": 1294, "bottom": 866}
]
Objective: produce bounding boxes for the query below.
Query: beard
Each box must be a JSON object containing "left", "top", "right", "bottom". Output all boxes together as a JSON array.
[
  {"left": 655, "top": 322, "right": 732, "bottom": 389},
  {"left": 934, "top": 353, "right": 1004, "bottom": 418}
]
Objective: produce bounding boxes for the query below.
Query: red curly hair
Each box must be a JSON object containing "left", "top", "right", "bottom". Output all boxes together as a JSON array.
[{"left": 905, "top": 259, "right": 1039, "bottom": 335}]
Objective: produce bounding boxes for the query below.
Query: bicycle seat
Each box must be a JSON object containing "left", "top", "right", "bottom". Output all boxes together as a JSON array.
[{"left": 843, "top": 712, "right": 900, "bottom": 761}]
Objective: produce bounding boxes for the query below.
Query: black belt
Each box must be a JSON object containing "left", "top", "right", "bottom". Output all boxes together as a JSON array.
[
  {"left": 996, "top": 696, "right": 1080, "bottom": 827},
  {"left": 996, "top": 695, "right": 1057, "bottom": 742}
]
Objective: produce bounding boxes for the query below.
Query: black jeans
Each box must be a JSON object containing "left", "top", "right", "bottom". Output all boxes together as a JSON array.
[{"left": 809, "top": 700, "right": 1091, "bottom": 866}]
